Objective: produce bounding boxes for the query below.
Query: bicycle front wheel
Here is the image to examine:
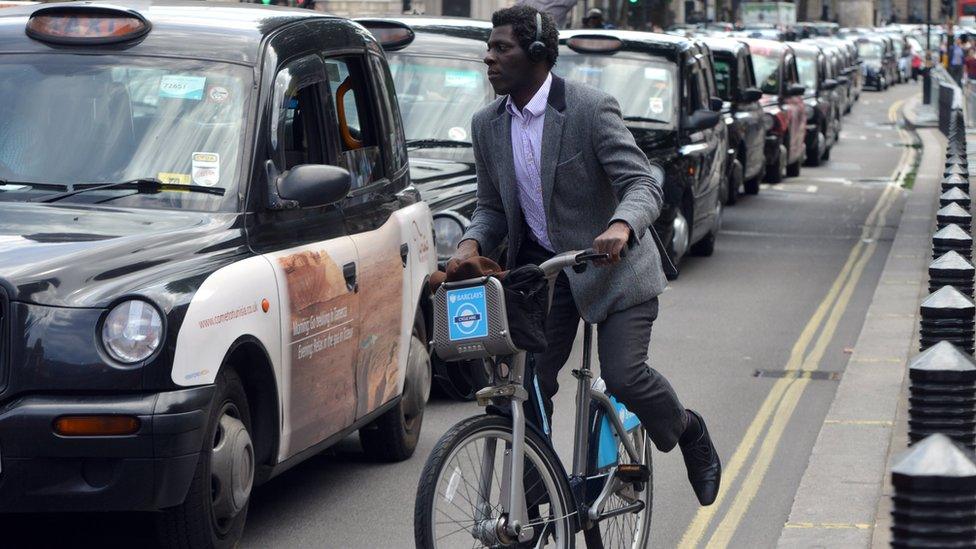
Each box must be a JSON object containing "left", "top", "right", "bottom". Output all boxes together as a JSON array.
[{"left": 414, "top": 414, "right": 575, "bottom": 548}]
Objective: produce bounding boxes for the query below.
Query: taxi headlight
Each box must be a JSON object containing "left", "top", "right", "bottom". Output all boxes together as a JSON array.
[
  {"left": 763, "top": 113, "right": 775, "bottom": 131},
  {"left": 101, "top": 299, "right": 164, "bottom": 364},
  {"left": 433, "top": 213, "right": 468, "bottom": 261}
]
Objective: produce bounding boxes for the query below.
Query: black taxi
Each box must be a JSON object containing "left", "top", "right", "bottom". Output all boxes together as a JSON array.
[
  {"left": 357, "top": 16, "right": 496, "bottom": 400},
  {"left": 0, "top": 3, "right": 436, "bottom": 547},
  {"left": 790, "top": 41, "right": 842, "bottom": 166},
  {"left": 703, "top": 37, "right": 766, "bottom": 199},
  {"left": 558, "top": 30, "right": 727, "bottom": 271}
]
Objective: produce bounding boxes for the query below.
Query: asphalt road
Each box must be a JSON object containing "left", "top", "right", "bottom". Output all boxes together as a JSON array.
[{"left": 3, "top": 82, "right": 920, "bottom": 549}]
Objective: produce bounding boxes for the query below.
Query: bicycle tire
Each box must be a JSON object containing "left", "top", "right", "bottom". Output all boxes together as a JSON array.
[
  {"left": 414, "top": 414, "right": 575, "bottom": 549},
  {"left": 583, "top": 425, "right": 653, "bottom": 549}
]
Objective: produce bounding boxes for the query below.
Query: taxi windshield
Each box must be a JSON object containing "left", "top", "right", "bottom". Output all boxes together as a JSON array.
[
  {"left": 0, "top": 54, "right": 250, "bottom": 211},
  {"left": 750, "top": 49, "right": 782, "bottom": 95},
  {"left": 796, "top": 54, "right": 818, "bottom": 91},
  {"left": 557, "top": 54, "right": 676, "bottom": 125},
  {"left": 386, "top": 53, "right": 493, "bottom": 157}
]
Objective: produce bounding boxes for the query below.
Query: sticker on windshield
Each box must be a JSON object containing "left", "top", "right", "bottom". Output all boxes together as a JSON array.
[
  {"left": 448, "top": 127, "right": 468, "bottom": 141},
  {"left": 644, "top": 67, "right": 668, "bottom": 80},
  {"left": 648, "top": 97, "right": 665, "bottom": 115},
  {"left": 207, "top": 86, "right": 229, "bottom": 103},
  {"left": 158, "top": 172, "right": 192, "bottom": 185},
  {"left": 444, "top": 70, "right": 480, "bottom": 88},
  {"left": 191, "top": 152, "right": 220, "bottom": 187},
  {"left": 159, "top": 75, "right": 207, "bottom": 100}
]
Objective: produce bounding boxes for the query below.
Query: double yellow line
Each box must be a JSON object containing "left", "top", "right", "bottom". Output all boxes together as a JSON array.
[{"left": 677, "top": 100, "right": 909, "bottom": 548}]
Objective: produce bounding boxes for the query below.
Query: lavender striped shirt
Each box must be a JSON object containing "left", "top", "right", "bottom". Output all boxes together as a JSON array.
[{"left": 505, "top": 73, "right": 554, "bottom": 252}]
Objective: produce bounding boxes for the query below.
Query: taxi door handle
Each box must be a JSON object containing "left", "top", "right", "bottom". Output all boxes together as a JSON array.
[
  {"left": 400, "top": 243, "right": 409, "bottom": 267},
  {"left": 343, "top": 262, "right": 358, "bottom": 293}
]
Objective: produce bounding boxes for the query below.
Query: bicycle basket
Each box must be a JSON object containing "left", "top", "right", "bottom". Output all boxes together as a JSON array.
[{"left": 432, "top": 276, "right": 518, "bottom": 361}]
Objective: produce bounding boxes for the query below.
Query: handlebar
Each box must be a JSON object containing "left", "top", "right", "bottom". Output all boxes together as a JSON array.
[{"left": 538, "top": 249, "right": 610, "bottom": 278}]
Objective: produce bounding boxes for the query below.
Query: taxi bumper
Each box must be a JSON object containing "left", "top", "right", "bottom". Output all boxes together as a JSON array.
[{"left": 0, "top": 385, "right": 214, "bottom": 512}]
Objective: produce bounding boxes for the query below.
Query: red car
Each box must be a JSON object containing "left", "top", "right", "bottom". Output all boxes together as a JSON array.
[{"left": 742, "top": 38, "right": 807, "bottom": 183}]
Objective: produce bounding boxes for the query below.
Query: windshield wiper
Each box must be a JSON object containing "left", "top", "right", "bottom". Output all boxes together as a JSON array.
[
  {"left": 33, "top": 178, "right": 225, "bottom": 204},
  {"left": 406, "top": 139, "right": 473, "bottom": 149},
  {"left": 623, "top": 116, "right": 670, "bottom": 124},
  {"left": 0, "top": 180, "right": 70, "bottom": 191}
]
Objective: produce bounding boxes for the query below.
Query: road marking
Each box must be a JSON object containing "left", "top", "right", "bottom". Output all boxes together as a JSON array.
[
  {"left": 806, "top": 185, "right": 818, "bottom": 193},
  {"left": 704, "top": 188, "right": 898, "bottom": 547},
  {"left": 784, "top": 522, "right": 873, "bottom": 530},
  {"left": 823, "top": 419, "right": 895, "bottom": 426},
  {"left": 677, "top": 99, "right": 908, "bottom": 549}
]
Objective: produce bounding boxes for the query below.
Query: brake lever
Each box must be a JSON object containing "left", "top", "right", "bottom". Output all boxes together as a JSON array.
[{"left": 573, "top": 250, "right": 611, "bottom": 273}]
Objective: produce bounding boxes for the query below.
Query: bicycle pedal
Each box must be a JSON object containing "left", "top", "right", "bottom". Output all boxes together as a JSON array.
[{"left": 615, "top": 463, "right": 650, "bottom": 484}]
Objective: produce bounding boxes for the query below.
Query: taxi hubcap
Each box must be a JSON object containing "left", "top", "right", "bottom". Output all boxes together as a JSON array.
[
  {"left": 402, "top": 335, "right": 431, "bottom": 428},
  {"left": 210, "top": 405, "right": 254, "bottom": 532}
]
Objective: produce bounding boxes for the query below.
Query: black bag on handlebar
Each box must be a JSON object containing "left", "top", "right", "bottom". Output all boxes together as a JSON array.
[{"left": 502, "top": 265, "right": 548, "bottom": 353}]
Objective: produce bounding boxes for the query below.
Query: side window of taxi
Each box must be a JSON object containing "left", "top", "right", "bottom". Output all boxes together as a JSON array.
[
  {"left": 272, "top": 55, "right": 328, "bottom": 171},
  {"left": 323, "top": 57, "right": 383, "bottom": 192}
]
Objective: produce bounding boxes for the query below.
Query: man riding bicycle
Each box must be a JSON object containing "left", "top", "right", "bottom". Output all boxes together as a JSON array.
[{"left": 447, "top": 5, "right": 721, "bottom": 507}]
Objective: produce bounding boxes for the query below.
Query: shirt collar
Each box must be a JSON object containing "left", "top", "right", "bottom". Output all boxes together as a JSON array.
[{"left": 505, "top": 73, "right": 552, "bottom": 120}]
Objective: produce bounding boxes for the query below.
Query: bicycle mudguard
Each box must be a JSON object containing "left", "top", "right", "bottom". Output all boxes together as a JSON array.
[{"left": 593, "top": 395, "right": 642, "bottom": 470}]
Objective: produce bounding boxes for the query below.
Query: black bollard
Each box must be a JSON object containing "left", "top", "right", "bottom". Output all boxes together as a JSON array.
[
  {"left": 890, "top": 433, "right": 976, "bottom": 548},
  {"left": 945, "top": 163, "right": 970, "bottom": 179},
  {"left": 919, "top": 285, "right": 976, "bottom": 354},
  {"left": 908, "top": 341, "right": 976, "bottom": 448},
  {"left": 942, "top": 188, "right": 973, "bottom": 210},
  {"left": 938, "top": 203, "right": 973, "bottom": 232},
  {"left": 942, "top": 174, "right": 970, "bottom": 193},
  {"left": 930, "top": 251, "right": 976, "bottom": 298},
  {"left": 933, "top": 224, "right": 974, "bottom": 261}
]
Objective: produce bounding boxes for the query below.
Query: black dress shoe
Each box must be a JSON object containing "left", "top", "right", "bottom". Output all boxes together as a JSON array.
[{"left": 679, "top": 410, "right": 721, "bottom": 506}]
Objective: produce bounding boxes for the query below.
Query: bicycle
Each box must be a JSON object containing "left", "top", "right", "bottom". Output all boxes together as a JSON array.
[{"left": 415, "top": 250, "right": 653, "bottom": 548}]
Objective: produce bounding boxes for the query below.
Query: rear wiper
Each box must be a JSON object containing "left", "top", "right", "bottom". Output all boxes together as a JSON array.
[
  {"left": 33, "top": 178, "right": 225, "bottom": 203},
  {"left": 623, "top": 116, "right": 670, "bottom": 124},
  {"left": 406, "top": 139, "right": 473, "bottom": 149}
]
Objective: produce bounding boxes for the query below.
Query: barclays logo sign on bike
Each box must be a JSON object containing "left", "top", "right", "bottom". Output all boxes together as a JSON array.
[{"left": 446, "top": 286, "right": 489, "bottom": 341}]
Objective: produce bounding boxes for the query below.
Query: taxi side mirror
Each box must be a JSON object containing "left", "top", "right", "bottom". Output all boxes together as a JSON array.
[
  {"left": 785, "top": 83, "right": 806, "bottom": 97},
  {"left": 738, "top": 87, "right": 763, "bottom": 103},
  {"left": 709, "top": 96, "right": 724, "bottom": 112},
  {"left": 276, "top": 165, "right": 351, "bottom": 209},
  {"left": 684, "top": 109, "right": 721, "bottom": 132},
  {"left": 821, "top": 78, "right": 839, "bottom": 90}
]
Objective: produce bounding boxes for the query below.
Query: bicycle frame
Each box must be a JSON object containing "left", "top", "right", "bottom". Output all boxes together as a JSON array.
[{"left": 476, "top": 324, "right": 644, "bottom": 542}]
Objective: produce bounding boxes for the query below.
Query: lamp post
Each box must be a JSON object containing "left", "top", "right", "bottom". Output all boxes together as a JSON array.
[{"left": 925, "top": 0, "right": 933, "bottom": 104}]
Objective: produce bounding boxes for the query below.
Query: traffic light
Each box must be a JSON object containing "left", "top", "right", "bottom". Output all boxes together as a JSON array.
[
  {"left": 628, "top": 0, "right": 638, "bottom": 4},
  {"left": 941, "top": 0, "right": 953, "bottom": 18}
]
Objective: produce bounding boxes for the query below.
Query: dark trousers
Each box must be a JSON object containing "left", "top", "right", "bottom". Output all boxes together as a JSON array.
[{"left": 517, "top": 238, "right": 688, "bottom": 452}]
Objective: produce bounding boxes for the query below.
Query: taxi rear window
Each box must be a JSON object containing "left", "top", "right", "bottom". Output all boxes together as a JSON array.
[
  {"left": 557, "top": 53, "right": 677, "bottom": 125},
  {"left": 0, "top": 54, "right": 251, "bottom": 212}
]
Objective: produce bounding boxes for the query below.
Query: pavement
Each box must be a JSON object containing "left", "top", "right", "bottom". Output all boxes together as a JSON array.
[{"left": 1, "top": 84, "right": 925, "bottom": 548}]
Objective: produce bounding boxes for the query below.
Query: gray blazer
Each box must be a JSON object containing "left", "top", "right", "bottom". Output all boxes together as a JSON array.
[{"left": 462, "top": 74, "right": 668, "bottom": 323}]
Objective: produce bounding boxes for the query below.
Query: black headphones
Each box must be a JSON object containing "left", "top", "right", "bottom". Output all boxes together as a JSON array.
[{"left": 527, "top": 11, "right": 547, "bottom": 63}]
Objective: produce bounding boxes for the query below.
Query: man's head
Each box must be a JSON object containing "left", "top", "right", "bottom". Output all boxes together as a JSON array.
[
  {"left": 583, "top": 8, "right": 604, "bottom": 29},
  {"left": 486, "top": 5, "right": 558, "bottom": 96}
]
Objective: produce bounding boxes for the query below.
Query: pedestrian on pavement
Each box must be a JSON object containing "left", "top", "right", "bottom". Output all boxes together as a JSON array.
[
  {"left": 582, "top": 8, "right": 606, "bottom": 28},
  {"left": 949, "top": 36, "right": 965, "bottom": 84},
  {"left": 448, "top": 4, "right": 722, "bottom": 507},
  {"left": 966, "top": 46, "right": 976, "bottom": 82}
]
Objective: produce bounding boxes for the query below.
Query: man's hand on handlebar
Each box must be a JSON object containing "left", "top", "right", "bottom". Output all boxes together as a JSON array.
[
  {"left": 592, "top": 221, "right": 631, "bottom": 266},
  {"left": 447, "top": 239, "right": 480, "bottom": 274}
]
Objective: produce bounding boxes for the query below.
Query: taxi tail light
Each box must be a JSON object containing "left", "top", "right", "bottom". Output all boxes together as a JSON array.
[
  {"left": 54, "top": 415, "right": 141, "bottom": 436},
  {"left": 359, "top": 21, "right": 414, "bottom": 50},
  {"left": 26, "top": 6, "right": 151, "bottom": 45},
  {"left": 566, "top": 35, "right": 623, "bottom": 54}
]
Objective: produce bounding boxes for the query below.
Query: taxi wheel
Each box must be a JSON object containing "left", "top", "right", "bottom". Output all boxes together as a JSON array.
[
  {"left": 726, "top": 159, "right": 742, "bottom": 205},
  {"left": 157, "top": 368, "right": 253, "bottom": 549},
  {"left": 360, "top": 325, "right": 430, "bottom": 462},
  {"left": 766, "top": 144, "right": 787, "bottom": 184}
]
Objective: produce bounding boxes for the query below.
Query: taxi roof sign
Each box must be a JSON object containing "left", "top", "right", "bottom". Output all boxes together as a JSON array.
[
  {"left": 359, "top": 20, "right": 414, "bottom": 51},
  {"left": 26, "top": 4, "right": 151, "bottom": 45},
  {"left": 567, "top": 35, "right": 623, "bottom": 54}
]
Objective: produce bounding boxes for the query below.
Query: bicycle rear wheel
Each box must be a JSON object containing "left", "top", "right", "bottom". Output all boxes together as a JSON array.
[
  {"left": 584, "top": 425, "right": 653, "bottom": 549},
  {"left": 414, "top": 414, "right": 575, "bottom": 548}
]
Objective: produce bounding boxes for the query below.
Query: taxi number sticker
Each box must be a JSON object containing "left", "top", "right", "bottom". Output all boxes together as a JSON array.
[
  {"left": 192, "top": 152, "right": 220, "bottom": 187},
  {"left": 644, "top": 67, "right": 668, "bottom": 81},
  {"left": 446, "top": 286, "right": 489, "bottom": 341},
  {"left": 444, "top": 70, "right": 480, "bottom": 89},
  {"left": 157, "top": 172, "right": 192, "bottom": 185},
  {"left": 159, "top": 75, "right": 207, "bottom": 100}
]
